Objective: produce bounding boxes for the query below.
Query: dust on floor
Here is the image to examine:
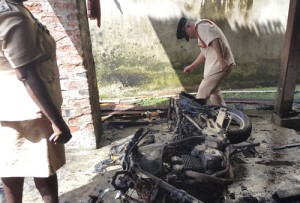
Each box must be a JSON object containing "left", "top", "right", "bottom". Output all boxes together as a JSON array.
[{"left": 4, "top": 109, "right": 300, "bottom": 203}]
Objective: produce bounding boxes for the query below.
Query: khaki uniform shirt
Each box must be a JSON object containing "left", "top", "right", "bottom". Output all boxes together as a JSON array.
[
  {"left": 0, "top": 0, "right": 62, "bottom": 121},
  {"left": 195, "top": 19, "right": 235, "bottom": 78}
]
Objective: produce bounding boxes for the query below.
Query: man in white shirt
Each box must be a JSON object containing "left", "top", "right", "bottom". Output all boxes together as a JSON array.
[{"left": 176, "top": 17, "right": 235, "bottom": 106}]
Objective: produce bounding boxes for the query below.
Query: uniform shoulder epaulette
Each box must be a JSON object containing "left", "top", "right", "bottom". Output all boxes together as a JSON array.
[{"left": 0, "top": 0, "right": 11, "bottom": 13}]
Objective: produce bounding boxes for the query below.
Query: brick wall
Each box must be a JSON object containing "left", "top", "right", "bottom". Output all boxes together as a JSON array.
[{"left": 25, "top": 0, "right": 102, "bottom": 149}]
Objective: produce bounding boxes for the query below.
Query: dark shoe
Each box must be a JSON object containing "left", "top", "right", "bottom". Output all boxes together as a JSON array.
[
  {"left": 179, "top": 91, "right": 196, "bottom": 99},
  {"left": 195, "top": 99, "right": 206, "bottom": 105}
]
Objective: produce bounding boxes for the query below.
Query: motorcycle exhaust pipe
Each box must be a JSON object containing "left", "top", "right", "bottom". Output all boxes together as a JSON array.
[{"left": 185, "top": 167, "right": 234, "bottom": 186}]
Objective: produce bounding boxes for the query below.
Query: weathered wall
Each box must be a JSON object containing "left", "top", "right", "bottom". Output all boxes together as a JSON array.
[
  {"left": 26, "top": 0, "right": 102, "bottom": 148},
  {"left": 91, "top": 0, "right": 291, "bottom": 98}
]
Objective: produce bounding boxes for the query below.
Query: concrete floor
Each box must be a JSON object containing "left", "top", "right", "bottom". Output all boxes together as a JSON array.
[{"left": 2, "top": 108, "right": 300, "bottom": 203}]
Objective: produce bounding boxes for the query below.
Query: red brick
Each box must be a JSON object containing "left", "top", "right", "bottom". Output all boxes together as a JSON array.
[{"left": 69, "top": 125, "right": 80, "bottom": 132}]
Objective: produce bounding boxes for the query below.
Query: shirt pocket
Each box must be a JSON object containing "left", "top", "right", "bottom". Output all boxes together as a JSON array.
[
  {"left": 37, "top": 58, "right": 59, "bottom": 83},
  {"left": 37, "top": 58, "right": 63, "bottom": 108}
]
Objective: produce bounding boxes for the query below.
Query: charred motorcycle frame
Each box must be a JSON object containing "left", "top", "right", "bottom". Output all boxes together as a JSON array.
[{"left": 111, "top": 92, "right": 257, "bottom": 203}]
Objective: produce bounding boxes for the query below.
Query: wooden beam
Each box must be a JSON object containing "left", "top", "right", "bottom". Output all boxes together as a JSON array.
[{"left": 274, "top": 0, "right": 300, "bottom": 116}]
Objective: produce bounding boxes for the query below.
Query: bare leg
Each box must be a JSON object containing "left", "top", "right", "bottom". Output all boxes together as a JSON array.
[
  {"left": 34, "top": 174, "right": 59, "bottom": 203},
  {"left": 1, "top": 177, "right": 24, "bottom": 203}
]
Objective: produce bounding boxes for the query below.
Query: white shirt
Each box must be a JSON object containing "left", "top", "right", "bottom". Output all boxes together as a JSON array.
[{"left": 195, "top": 19, "right": 235, "bottom": 77}]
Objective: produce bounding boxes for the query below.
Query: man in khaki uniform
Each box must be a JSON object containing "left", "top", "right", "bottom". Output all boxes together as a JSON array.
[
  {"left": 176, "top": 17, "right": 235, "bottom": 106},
  {"left": 0, "top": 0, "right": 72, "bottom": 202}
]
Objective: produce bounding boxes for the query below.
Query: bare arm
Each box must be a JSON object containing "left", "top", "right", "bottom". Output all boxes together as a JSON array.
[
  {"left": 14, "top": 61, "right": 72, "bottom": 144},
  {"left": 183, "top": 52, "right": 205, "bottom": 73},
  {"left": 211, "top": 39, "right": 229, "bottom": 72}
]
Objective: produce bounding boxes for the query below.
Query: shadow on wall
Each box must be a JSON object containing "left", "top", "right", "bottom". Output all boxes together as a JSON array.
[
  {"left": 90, "top": 0, "right": 300, "bottom": 98},
  {"left": 148, "top": 0, "right": 288, "bottom": 91},
  {"left": 44, "top": 2, "right": 80, "bottom": 51},
  {"left": 199, "top": 0, "right": 254, "bottom": 22}
]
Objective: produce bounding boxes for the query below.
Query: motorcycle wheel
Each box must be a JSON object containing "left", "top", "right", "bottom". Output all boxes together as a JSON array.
[{"left": 206, "top": 106, "right": 252, "bottom": 144}]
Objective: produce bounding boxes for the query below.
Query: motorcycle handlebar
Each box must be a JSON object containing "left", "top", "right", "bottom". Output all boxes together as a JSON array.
[{"left": 122, "top": 128, "right": 151, "bottom": 170}]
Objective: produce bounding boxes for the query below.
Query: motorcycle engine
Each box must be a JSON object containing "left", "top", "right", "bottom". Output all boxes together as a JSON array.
[
  {"left": 132, "top": 136, "right": 227, "bottom": 181},
  {"left": 168, "top": 140, "right": 227, "bottom": 175},
  {"left": 191, "top": 142, "right": 226, "bottom": 174}
]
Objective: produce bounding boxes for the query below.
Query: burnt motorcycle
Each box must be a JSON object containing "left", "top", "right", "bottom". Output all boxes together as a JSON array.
[
  {"left": 167, "top": 92, "right": 252, "bottom": 144},
  {"left": 111, "top": 92, "right": 256, "bottom": 203}
]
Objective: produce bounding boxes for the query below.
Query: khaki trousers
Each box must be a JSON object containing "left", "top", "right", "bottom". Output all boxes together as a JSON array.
[
  {"left": 196, "top": 69, "right": 232, "bottom": 106},
  {"left": 0, "top": 116, "right": 65, "bottom": 177}
]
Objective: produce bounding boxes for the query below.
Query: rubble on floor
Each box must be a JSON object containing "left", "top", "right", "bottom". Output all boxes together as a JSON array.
[{"left": 12, "top": 100, "right": 300, "bottom": 203}]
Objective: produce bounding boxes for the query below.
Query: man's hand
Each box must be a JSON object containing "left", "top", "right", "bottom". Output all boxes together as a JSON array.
[
  {"left": 219, "top": 59, "right": 230, "bottom": 72},
  {"left": 49, "top": 131, "right": 72, "bottom": 144},
  {"left": 183, "top": 65, "right": 195, "bottom": 73},
  {"left": 50, "top": 124, "right": 72, "bottom": 144}
]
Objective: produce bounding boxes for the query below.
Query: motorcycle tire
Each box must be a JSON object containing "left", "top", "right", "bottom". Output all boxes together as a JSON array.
[{"left": 206, "top": 106, "right": 252, "bottom": 144}]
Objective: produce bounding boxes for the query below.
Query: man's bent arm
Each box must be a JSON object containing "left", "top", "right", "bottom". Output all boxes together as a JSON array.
[
  {"left": 191, "top": 52, "right": 205, "bottom": 68},
  {"left": 14, "top": 61, "right": 71, "bottom": 144},
  {"left": 184, "top": 52, "right": 205, "bottom": 73}
]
